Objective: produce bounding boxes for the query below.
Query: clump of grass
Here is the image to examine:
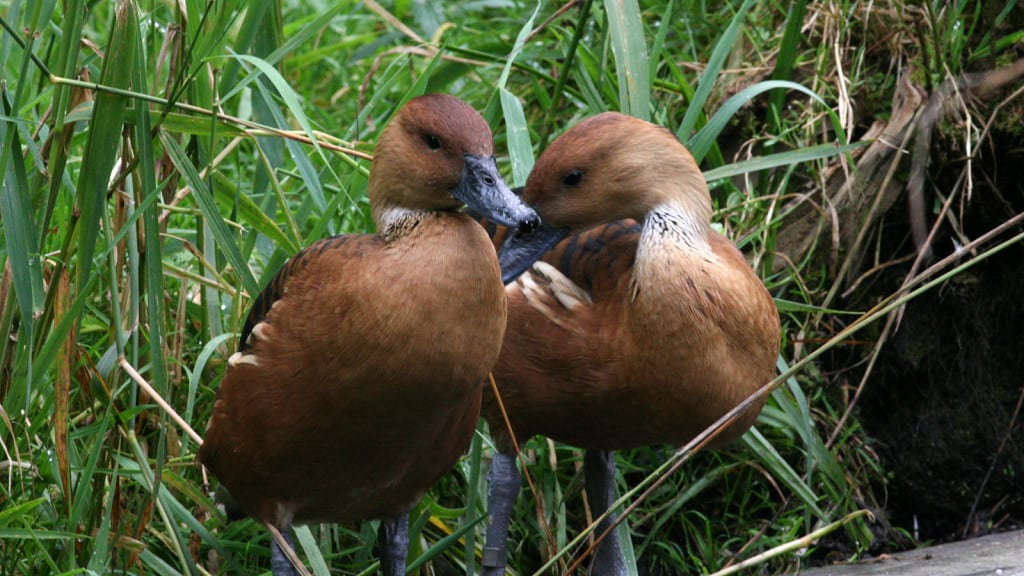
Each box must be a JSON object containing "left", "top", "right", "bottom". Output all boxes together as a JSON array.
[{"left": 1, "top": 0, "right": 1021, "bottom": 574}]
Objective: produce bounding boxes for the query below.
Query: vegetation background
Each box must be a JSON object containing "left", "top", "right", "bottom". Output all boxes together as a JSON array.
[{"left": 0, "top": 0, "right": 1021, "bottom": 574}]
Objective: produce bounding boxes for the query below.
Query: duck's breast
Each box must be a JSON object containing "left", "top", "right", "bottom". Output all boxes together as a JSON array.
[{"left": 622, "top": 230, "right": 780, "bottom": 447}]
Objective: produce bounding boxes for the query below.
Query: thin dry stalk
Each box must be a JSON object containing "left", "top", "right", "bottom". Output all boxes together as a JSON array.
[
  {"left": 267, "top": 523, "right": 313, "bottom": 576},
  {"left": 53, "top": 268, "right": 73, "bottom": 511},
  {"left": 118, "top": 356, "right": 203, "bottom": 446},
  {"left": 709, "top": 510, "right": 875, "bottom": 576}
]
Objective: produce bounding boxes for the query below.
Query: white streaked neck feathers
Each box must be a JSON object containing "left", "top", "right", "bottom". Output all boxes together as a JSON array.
[
  {"left": 632, "top": 201, "right": 715, "bottom": 301},
  {"left": 640, "top": 201, "right": 712, "bottom": 254},
  {"left": 374, "top": 204, "right": 432, "bottom": 241}
]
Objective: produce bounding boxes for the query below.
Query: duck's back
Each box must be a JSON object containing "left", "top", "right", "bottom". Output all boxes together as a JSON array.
[
  {"left": 483, "top": 220, "right": 638, "bottom": 451},
  {"left": 200, "top": 212, "right": 505, "bottom": 525},
  {"left": 483, "top": 222, "right": 779, "bottom": 452}
]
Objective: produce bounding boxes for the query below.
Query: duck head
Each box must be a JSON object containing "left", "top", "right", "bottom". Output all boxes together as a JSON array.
[
  {"left": 369, "top": 93, "right": 539, "bottom": 236},
  {"left": 499, "top": 112, "right": 712, "bottom": 282}
]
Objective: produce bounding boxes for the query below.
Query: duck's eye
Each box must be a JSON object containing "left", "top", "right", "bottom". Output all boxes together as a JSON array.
[
  {"left": 424, "top": 134, "right": 442, "bottom": 150},
  {"left": 562, "top": 169, "right": 583, "bottom": 187}
]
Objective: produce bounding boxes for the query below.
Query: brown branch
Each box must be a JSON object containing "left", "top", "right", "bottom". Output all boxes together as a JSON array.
[{"left": 774, "top": 57, "right": 1024, "bottom": 291}]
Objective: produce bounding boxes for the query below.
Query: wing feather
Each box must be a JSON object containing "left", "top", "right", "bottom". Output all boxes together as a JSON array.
[{"left": 238, "top": 235, "right": 362, "bottom": 351}]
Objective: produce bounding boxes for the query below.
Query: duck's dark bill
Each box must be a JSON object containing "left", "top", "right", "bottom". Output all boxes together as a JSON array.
[
  {"left": 454, "top": 154, "right": 539, "bottom": 230},
  {"left": 498, "top": 223, "right": 568, "bottom": 284}
]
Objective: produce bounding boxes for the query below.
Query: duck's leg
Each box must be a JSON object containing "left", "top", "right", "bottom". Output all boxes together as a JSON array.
[
  {"left": 378, "top": 513, "right": 410, "bottom": 576},
  {"left": 268, "top": 524, "right": 300, "bottom": 576},
  {"left": 482, "top": 451, "right": 522, "bottom": 576},
  {"left": 584, "top": 449, "right": 626, "bottom": 576}
]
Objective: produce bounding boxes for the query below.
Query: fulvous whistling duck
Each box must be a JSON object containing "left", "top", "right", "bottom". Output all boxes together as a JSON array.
[
  {"left": 198, "top": 93, "right": 541, "bottom": 576},
  {"left": 480, "top": 112, "right": 781, "bottom": 575}
]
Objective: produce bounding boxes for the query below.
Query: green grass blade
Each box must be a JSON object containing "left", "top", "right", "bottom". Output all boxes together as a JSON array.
[
  {"left": 185, "top": 332, "right": 236, "bottom": 436},
  {"left": 771, "top": 298, "right": 861, "bottom": 316},
  {"left": 75, "top": 0, "right": 136, "bottom": 289},
  {"left": 407, "top": 514, "right": 486, "bottom": 573},
  {"left": 133, "top": 49, "right": 166, "bottom": 391},
  {"left": 0, "top": 497, "right": 47, "bottom": 525},
  {"left": 399, "top": 51, "right": 445, "bottom": 110},
  {"left": 571, "top": 42, "right": 608, "bottom": 113},
  {"left": 634, "top": 465, "right": 732, "bottom": 558},
  {"left": 87, "top": 462, "right": 115, "bottom": 573},
  {"left": 228, "top": 54, "right": 328, "bottom": 212},
  {"left": 499, "top": 88, "right": 534, "bottom": 188},
  {"left": 677, "top": 0, "right": 755, "bottom": 141},
  {"left": 211, "top": 170, "right": 300, "bottom": 253},
  {"left": 120, "top": 440, "right": 212, "bottom": 573},
  {"left": 689, "top": 80, "right": 840, "bottom": 163},
  {"left": 492, "top": 0, "right": 540, "bottom": 186},
  {"left": 295, "top": 525, "right": 331, "bottom": 576},
  {"left": 0, "top": 528, "right": 81, "bottom": 540},
  {"left": 148, "top": 110, "right": 247, "bottom": 138},
  {"left": 218, "top": 0, "right": 278, "bottom": 91},
  {"left": 0, "top": 100, "right": 43, "bottom": 334},
  {"left": 604, "top": 0, "right": 650, "bottom": 119},
  {"left": 160, "top": 133, "right": 260, "bottom": 297},
  {"left": 769, "top": 0, "right": 807, "bottom": 129},
  {"left": 137, "top": 549, "right": 189, "bottom": 576},
  {"left": 70, "top": 408, "right": 115, "bottom": 534},
  {"left": 774, "top": 356, "right": 870, "bottom": 544},
  {"left": 702, "top": 141, "right": 868, "bottom": 186},
  {"left": 30, "top": 274, "right": 98, "bottom": 384},
  {"left": 461, "top": 424, "right": 486, "bottom": 576},
  {"left": 496, "top": 1, "right": 541, "bottom": 90},
  {"left": 648, "top": 0, "right": 674, "bottom": 96},
  {"left": 46, "top": 0, "right": 87, "bottom": 136},
  {"left": 537, "top": 0, "right": 593, "bottom": 148},
  {"left": 741, "top": 427, "right": 826, "bottom": 521}
]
